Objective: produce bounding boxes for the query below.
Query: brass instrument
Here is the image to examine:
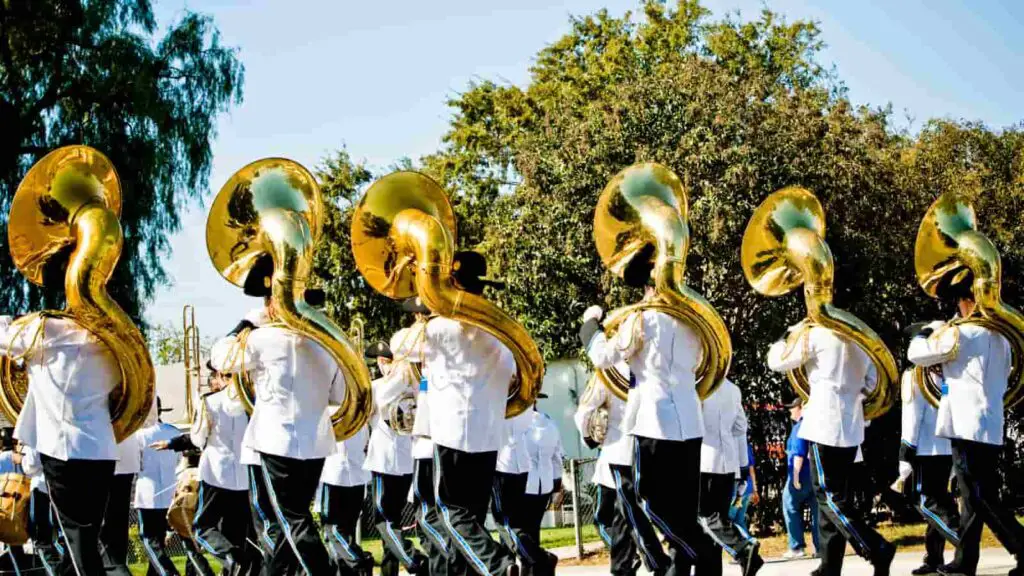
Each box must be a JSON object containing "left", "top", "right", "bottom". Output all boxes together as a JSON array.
[
  {"left": 579, "top": 375, "right": 610, "bottom": 444},
  {"left": 913, "top": 194, "right": 1024, "bottom": 408},
  {"left": 592, "top": 163, "right": 732, "bottom": 400},
  {"left": 351, "top": 171, "right": 543, "bottom": 417},
  {"left": 205, "top": 158, "right": 372, "bottom": 439},
  {"left": 183, "top": 304, "right": 202, "bottom": 423},
  {"left": 740, "top": 186, "right": 896, "bottom": 420},
  {"left": 1, "top": 146, "right": 154, "bottom": 441}
]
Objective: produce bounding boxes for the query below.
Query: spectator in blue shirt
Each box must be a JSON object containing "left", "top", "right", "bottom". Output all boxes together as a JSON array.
[
  {"left": 783, "top": 398, "right": 820, "bottom": 559},
  {"left": 729, "top": 442, "right": 758, "bottom": 534}
]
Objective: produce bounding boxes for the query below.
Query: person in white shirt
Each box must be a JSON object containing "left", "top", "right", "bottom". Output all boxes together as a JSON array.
[
  {"left": 210, "top": 255, "right": 343, "bottom": 576},
  {"left": 580, "top": 250, "right": 708, "bottom": 575},
  {"left": 21, "top": 445, "right": 61, "bottom": 574},
  {"left": 316, "top": 420, "right": 372, "bottom": 576},
  {"left": 395, "top": 299, "right": 452, "bottom": 576},
  {"left": 895, "top": 322, "right": 960, "bottom": 576},
  {"left": 575, "top": 370, "right": 657, "bottom": 576},
  {"left": 492, "top": 404, "right": 547, "bottom": 575},
  {"left": 4, "top": 249, "right": 135, "bottom": 576},
  {"left": 363, "top": 340, "right": 427, "bottom": 576},
  {"left": 520, "top": 405, "right": 563, "bottom": 576},
  {"left": 698, "top": 379, "right": 762, "bottom": 576},
  {"left": 134, "top": 398, "right": 184, "bottom": 575},
  {"left": 907, "top": 274, "right": 1024, "bottom": 576},
  {"left": 767, "top": 319, "right": 895, "bottom": 576},
  {"left": 402, "top": 251, "right": 519, "bottom": 576}
]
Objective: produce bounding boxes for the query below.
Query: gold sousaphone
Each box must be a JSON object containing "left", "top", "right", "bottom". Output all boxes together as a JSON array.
[
  {"left": 913, "top": 194, "right": 1024, "bottom": 408},
  {"left": 205, "top": 158, "right": 372, "bottom": 439},
  {"left": 741, "top": 186, "right": 896, "bottom": 420},
  {"left": 592, "top": 163, "right": 732, "bottom": 400},
  {"left": 1, "top": 145, "right": 154, "bottom": 440},
  {"left": 351, "top": 171, "right": 543, "bottom": 417}
]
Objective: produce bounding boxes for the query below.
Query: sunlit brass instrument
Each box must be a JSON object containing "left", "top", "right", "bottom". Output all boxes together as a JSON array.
[
  {"left": 205, "top": 158, "right": 372, "bottom": 439},
  {"left": 1, "top": 146, "right": 154, "bottom": 440},
  {"left": 741, "top": 186, "right": 896, "bottom": 420},
  {"left": 913, "top": 193, "right": 1024, "bottom": 408},
  {"left": 351, "top": 171, "right": 543, "bottom": 417},
  {"left": 592, "top": 163, "right": 732, "bottom": 401},
  {"left": 182, "top": 304, "right": 202, "bottom": 423},
  {"left": 579, "top": 375, "right": 610, "bottom": 444}
]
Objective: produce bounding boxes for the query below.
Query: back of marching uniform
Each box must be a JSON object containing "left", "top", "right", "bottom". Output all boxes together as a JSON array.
[
  {"left": 520, "top": 406, "right": 563, "bottom": 576},
  {"left": 697, "top": 379, "right": 763, "bottom": 576},
  {"left": 768, "top": 324, "right": 895, "bottom": 576},
  {"left": 492, "top": 408, "right": 546, "bottom": 574},
  {"left": 581, "top": 288, "right": 708, "bottom": 576},
  {"left": 316, "top": 424, "right": 373, "bottom": 576}
]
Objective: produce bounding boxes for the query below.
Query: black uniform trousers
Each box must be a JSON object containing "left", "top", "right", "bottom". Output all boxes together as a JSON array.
[
  {"left": 193, "top": 481, "right": 253, "bottom": 568},
  {"left": 41, "top": 455, "right": 117, "bottom": 576},
  {"left": 949, "top": 439, "right": 1024, "bottom": 573},
  {"left": 491, "top": 471, "right": 553, "bottom": 575},
  {"left": 633, "top": 436, "right": 704, "bottom": 576},
  {"left": 318, "top": 483, "right": 372, "bottom": 576},
  {"left": 372, "top": 471, "right": 427, "bottom": 576},
  {"left": 594, "top": 483, "right": 638, "bottom": 576},
  {"left": 808, "top": 443, "right": 892, "bottom": 576},
  {"left": 137, "top": 508, "right": 178, "bottom": 576},
  {"left": 697, "top": 472, "right": 758, "bottom": 576},
  {"left": 99, "top": 472, "right": 134, "bottom": 574},
  {"left": 610, "top": 463, "right": 669, "bottom": 573},
  {"left": 181, "top": 536, "right": 215, "bottom": 576},
  {"left": 519, "top": 490, "right": 556, "bottom": 576},
  {"left": 247, "top": 463, "right": 282, "bottom": 571},
  {"left": 259, "top": 454, "right": 332, "bottom": 576},
  {"left": 29, "top": 486, "right": 63, "bottom": 574},
  {"left": 911, "top": 455, "right": 960, "bottom": 568},
  {"left": 413, "top": 458, "right": 451, "bottom": 576},
  {"left": 433, "top": 445, "right": 516, "bottom": 576}
]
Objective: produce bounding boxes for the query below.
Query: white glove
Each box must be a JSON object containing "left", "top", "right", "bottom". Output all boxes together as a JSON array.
[
  {"left": 583, "top": 305, "right": 604, "bottom": 324},
  {"left": 898, "top": 461, "right": 913, "bottom": 481}
]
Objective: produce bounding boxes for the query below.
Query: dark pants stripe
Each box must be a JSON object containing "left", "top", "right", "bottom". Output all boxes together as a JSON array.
[
  {"left": 138, "top": 508, "right": 179, "bottom": 576},
  {"left": 413, "top": 457, "right": 451, "bottom": 576},
  {"left": 912, "top": 455, "right": 960, "bottom": 567},
  {"left": 371, "top": 471, "right": 425, "bottom": 576},
  {"left": 260, "top": 453, "right": 332, "bottom": 576},
  {"left": 594, "top": 484, "right": 638, "bottom": 576},
  {"left": 318, "top": 483, "right": 371, "bottom": 575},
  {"left": 698, "top": 471, "right": 758, "bottom": 575}
]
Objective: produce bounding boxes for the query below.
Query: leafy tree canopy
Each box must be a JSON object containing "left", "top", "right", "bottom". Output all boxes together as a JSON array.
[{"left": 0, "top": 0, "right": 244, "bottom": 327}]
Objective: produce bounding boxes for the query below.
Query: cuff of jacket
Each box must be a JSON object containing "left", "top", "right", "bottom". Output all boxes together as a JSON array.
[
  {"left": 579, "top": 319, "right": 601, "bottom": 349},
  {"left": 583, "top": 436, "right": 600, "bottom": 450}
]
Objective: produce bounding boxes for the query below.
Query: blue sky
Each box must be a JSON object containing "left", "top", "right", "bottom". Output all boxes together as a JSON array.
[{"left": 146, "top": 0, "right": 1024, "bottom": 342}]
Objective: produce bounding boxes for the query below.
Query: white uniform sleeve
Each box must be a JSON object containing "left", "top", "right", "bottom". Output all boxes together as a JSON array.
[
  {"left": 907, "top": 326, "right": 958, "bottom": 367},
  {"left": 551, "top": 430, "right": 565, "bottom": 483},
  {"left": 0, "top": 316, "right": 44, "bottom": 359},
  {"left": 209, "top": 334, "right": 259, "bottom": 373},
  {"left": 190, "top": 397, "right": 212, "bottom": 449},
  {"left": 900, "top": 370, "right": 926, "bottom": 451},
  {"left": 863, "top": 358, "right": 878, "bottom": 394},
  {"left": 328, "top": 366, "right": 345, "bottom": 405},
  {"left": 587, "top": 312, "right": 643, "bottom": 369},
  {"left": 766, "top": 326, "right": 811, "bottom": 373},
  {"left": 392, "top": 321, "right": 427, "bottom": 363},
  {"left": 573, "top": 380, "right": 607, "bottom": 438},
  {"left": 20, "top": 447, "right": 40, "bottom": 477},
  {"left": 731, "top": 388, "right": 749, "bottom": 441}
]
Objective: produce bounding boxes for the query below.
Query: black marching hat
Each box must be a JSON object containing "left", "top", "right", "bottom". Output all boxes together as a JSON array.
[
  {"left": 364, "top": 341, "right": 393, "bottom": 360},
  {"left": 452, "top": 251, "right": 505, "bottom": 295},
  {"left": 402, "top": 296, "right": 431, "bottom": 314},
  {"left": 157, "top": 397, "right": 173, "bottom": 414},
  {"left": 622, "top": 244, "right": 656, "bottom": 288},
  {"left": 242, "top": 253, "right": 327, "bottom": 307},
  {"left": 934, "top": 268, "right": 975, "bottom": 302}
]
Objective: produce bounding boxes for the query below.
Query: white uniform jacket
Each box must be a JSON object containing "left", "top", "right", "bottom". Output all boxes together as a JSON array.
[
  {"left": 322, "top": 424, "right": 370, "bottom": 487},
  {"left": 573, "top": 369, "right": 632, "bottom": 490},
  {"left": 391, "top": 325, "right": 435, "bottom": 461},
  {"left": 402, "top": 317, "right": 516, "bottom": 454},
  {"left": 524, "top": 411, "right": 564, "bottom": 495},
  {"left": 899, "top": 369, "right": 951, "bottom": 456},
  {"left": 907, "top": 321, "right": 1010, "bottom": 445},
  {"left": 364, "top": 364, "right": 415, "bottom": 476},
  {"left": 211, "top": 326, "right": 344, "bottom": 460},
  {"left": 134, "top": 422, "right": 181, "bottom": 509},
  {"left": 496, "top": 411, "right": 533, "bottom": 474},
  {"left": 699, "top": 379, "right": 748, "bottom": 475},
  {"left": 767, "top": 325, "right": 876, "bottom": 448},
  {"left": 6, "top": 316, "right": 119, "bottom": 461},
  {"left": 191, "top": 388, "right": 249, "bottom": 491},
  {"left": 586, "top": 310, "right": 704, "bottom": 442},
  {"left": 20, "top": 447, "right": 46, "bottom": 494},
  {"left": 115, "top": 432, "right": 142, "bottom": 475}
]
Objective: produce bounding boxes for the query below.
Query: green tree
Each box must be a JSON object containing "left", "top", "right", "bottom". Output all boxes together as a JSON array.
[
  {"left": 148, "top": 321, "right": 211, "bottom": 366},
  {"left": 0, "top": 0, "right": 244, "bottom": 326}
]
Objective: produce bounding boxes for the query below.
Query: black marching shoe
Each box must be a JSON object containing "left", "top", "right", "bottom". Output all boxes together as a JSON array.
[
  {"left": 911, "top": 564, "right": 941, "bottom": 575},
  {"left": 872, "top": 543, "right": 896, "bottom": 576},
  {"left": 936, "top": 562, "right": 975, "bottom": 576},
  {"left": 743, "top": 541, "right": 764, "bottom": 576},
  {"left": 505, "top": 562, "right": 520, "bottom": 576}
]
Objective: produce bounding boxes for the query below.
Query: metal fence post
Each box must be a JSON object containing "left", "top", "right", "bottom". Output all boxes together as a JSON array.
[{"left": 570, "top": 459, "right": 584, "bottom": 559}]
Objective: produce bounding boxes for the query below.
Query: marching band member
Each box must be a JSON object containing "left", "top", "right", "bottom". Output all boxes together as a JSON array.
[
  {"left": 135, "top": 398, "right": 183, "bottom": 576},
  {"left": 896, "top": 322, "right": 960, "bottom": 575},
  {"left": 3, "top": 257, "right": 131, "bottom": 576},
  {"left": 100, "top": 430, "right": 141, "bottom": 572},
  {"left": 315, "top": 418, "right": 372, "bottom": 576},
  {"left": 581, "top": 251, "right": 708, "bottom": 575},
  {"left": 907, "top": 275, "right": 1024, "bottom": 576},
  {"left": 767, "top": 321, "right": 895, "bottom": 576},
  {"left": 402, "top": 251, "right": 519, "bottom": 576},
  {"left": 697, "top": 378, "right": 763, "bottom": 576},
  {"left": 520, "top": 402, "right": 563, "bottom": 576},
  {"left": 21, "top": 446, "right": 62, "bottom": 574},
  {"left": 364, "top": 340, "right": 428, "bottom": 576},
  {"left": 393, "top": 300, "right": 452, "bottom": 576},
  {"left": 492, "top": 406, "right": 541, "bottom": 574},
  {"left": 211, "top": 255, "right": 343, "bottom": 575}
]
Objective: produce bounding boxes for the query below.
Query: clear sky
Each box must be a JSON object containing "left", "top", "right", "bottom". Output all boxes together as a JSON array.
[{"left": 146, "top": 0, "right": 1024, "bottom": 342}]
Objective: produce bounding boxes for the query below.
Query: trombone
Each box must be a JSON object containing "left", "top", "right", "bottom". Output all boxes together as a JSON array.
[{"left": 182, "top": 304, "right": 202, "bottom": 424}]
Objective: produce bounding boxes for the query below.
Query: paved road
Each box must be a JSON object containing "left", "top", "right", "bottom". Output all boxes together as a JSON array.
[{"left": 555, "top": 548, "right": 1016, "bottom": 575}]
